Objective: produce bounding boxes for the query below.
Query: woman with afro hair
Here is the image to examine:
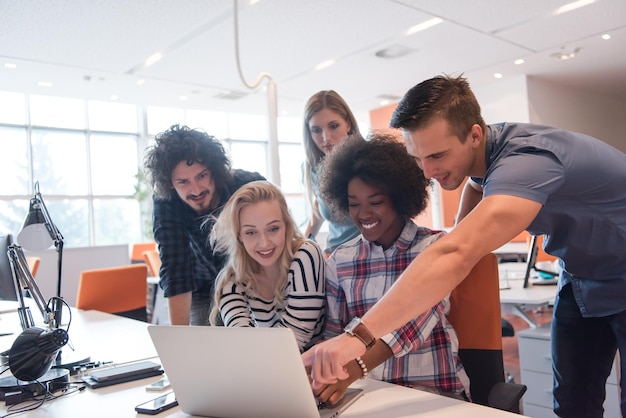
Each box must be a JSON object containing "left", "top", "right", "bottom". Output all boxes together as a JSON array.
[{"left": 310, "top": 130, "right": 469, "bottom": 405}]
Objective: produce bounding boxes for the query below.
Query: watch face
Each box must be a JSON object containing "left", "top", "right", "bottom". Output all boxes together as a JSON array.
[{"left": 345, "top": 317, "right": 360, "bottom": 332}]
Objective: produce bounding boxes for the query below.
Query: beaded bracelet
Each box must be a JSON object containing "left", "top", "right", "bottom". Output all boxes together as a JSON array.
[{"left": 355, "top": 357, "right": 368, "bottom": 379}]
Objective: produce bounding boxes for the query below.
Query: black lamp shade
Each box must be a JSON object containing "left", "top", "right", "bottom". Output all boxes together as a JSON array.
[
  {"left": 9, "top": 327, "right": 68, "bottom": 381},
  {"left": 17, "top": 199, "right": 54, "bottom": 251}
]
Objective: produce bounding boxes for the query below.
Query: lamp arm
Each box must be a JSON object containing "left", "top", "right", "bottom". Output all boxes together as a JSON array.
[
  {"left": 33, "top": 189, "right": 64, "bottom": 247},
  {"left": 33, "top": 183, "right": 64, "bottom": 303},
  {"left": 7, "top": 244, "right": 55, "bottom": 330}
]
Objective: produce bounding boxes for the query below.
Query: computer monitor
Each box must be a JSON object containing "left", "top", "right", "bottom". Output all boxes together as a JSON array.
[
  {"left": 523, "top": 235, "right": 558, "bottom": 288},
  {"left": 0, "top": 234, "right": 18, "bottom": 301}
]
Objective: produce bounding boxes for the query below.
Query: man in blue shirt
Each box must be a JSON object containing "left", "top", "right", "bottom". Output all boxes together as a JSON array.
[
  {"left": 303, "top": 75, "right": 626, "bottom": 417},
  {"left": 144, "top": 124, "right": 263, "bottom": 325}
]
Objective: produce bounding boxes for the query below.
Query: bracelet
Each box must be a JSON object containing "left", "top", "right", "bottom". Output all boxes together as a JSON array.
[{"left": 355, "top": 357, "right": 368, "bottom": 379}]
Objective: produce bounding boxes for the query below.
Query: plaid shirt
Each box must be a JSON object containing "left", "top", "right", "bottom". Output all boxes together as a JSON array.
[
  {"left": 153, "top": 169, "right": 265, "bottom": 300},
  {"left": 324, "top": 221, "right": 469, "bottom": 395}
]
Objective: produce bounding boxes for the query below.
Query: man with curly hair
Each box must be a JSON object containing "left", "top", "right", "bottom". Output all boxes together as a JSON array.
[
  {"left": 144, "top": 124, "right": 264, "bottom": 325},
  {"left": 309, "top": 131, "right": 469, "bottom": 405}
]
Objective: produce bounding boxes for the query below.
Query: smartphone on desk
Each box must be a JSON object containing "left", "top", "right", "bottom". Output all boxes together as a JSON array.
[
  {"left": 135, "top": 391, "right": 178, "bottom": 415},
  {"left": 146, "top": 377, "right": 170, "bottom": 391}
]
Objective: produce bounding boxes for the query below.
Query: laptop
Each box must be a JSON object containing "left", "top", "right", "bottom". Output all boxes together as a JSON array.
[{"left": 148, "top": 326, "right": 363, "bottom": 418}]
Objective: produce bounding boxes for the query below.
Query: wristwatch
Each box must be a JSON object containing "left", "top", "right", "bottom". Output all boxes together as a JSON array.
[{"left": 344, "top": 317, "right": 376, "bottom": 350}]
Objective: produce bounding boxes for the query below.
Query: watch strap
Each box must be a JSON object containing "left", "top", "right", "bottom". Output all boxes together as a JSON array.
[{"left": 349, "top": 322, "right": 376, "bottom": 350}]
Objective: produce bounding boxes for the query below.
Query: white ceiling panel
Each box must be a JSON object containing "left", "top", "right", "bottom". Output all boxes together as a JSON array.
[
  {"left": 0, "top": 0, "right": 229, "bottom": 72},
  {"left": 0, "top": 0, "right": 624, "bottom": 118},
  {"left": 497, "top": 0, "right": 626, "bottom": 51},
  {"left": 393, "top": 0, "right": 572, "bottom": 33}
]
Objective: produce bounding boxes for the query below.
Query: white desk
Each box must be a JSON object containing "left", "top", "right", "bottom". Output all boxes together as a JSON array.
[
  {"left": 493, "top": 242, "right": 528, "bottom": 261},
  {"left": 0, "top": 309, "right": 527, "bottom": 417},
  {"left": 499, "top": 263, "right": 557, "bottom": 327}
]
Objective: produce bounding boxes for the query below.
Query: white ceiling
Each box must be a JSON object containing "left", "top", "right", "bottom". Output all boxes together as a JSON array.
[{"left": 1, "top": 0, "right": 625, "bottom": 123}]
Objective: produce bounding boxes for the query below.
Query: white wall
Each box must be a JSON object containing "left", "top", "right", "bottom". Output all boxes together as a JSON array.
[
  {"left": 24, "top": 244, "right": 129, "bottom": 307},
  {"left": 527, "top": 77, "right": 626, "bottom": 152},
  {"left": 474, "top": 75, "right": 530, "bottom": 124}
]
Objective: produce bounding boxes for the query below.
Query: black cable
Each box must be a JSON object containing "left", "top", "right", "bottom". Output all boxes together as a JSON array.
[{"left": 0, "top": 379, "right": 85, "bottom": 417}]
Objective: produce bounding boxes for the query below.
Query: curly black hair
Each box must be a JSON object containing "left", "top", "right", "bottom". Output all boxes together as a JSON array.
[
  {"left": 318, "top": 130, "right": 431, "bottom": 221},
  {"left": 144, "top": 124, "right": 232, "bottom": 200}
]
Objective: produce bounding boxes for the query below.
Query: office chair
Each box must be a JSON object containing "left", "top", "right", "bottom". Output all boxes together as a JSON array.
[
  {"left": 130, "top": 241, "right": 157, "bottom": 264},
  {"left": 142, "top": 249, "right": 161, "bottom": 277},
  {"left": 25, "top": 256, "right": 41, "bottom": 277},
  {"left": 76, "top": 264, "right": 148, "bottom": 322},
  {"left": 142, "top": 249, "right": 163, "bottom": 323},
  {"left": 448, "top": 253, "right": 527, "bottom": 413}
]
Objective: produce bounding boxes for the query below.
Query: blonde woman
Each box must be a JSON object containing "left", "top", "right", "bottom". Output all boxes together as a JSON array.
[
  {"left": 302, "top": 90, "right": 362, "bottom": 254},
  {"left": 209, "top": 181, "right": 326, "bottom": 352}
]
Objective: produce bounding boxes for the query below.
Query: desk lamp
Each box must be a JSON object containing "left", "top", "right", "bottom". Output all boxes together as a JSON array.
[
  {"left": 0, "top": 243, "right": 70, "bottom": 396},
  {"left": 15, "top": 181, "right": 89, "bottom": 369},
  {"left": 17, "top": 181, "right": 64, "bottom": 329}
]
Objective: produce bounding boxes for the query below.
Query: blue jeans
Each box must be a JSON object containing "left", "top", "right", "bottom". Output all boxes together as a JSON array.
[{"left": 551, "top": 283, "right": 626, "bottom": 418}]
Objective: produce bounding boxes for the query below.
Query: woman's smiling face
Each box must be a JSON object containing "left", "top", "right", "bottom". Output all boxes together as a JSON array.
[
  {"left": 238, "top": 200, "right": 286, "bottom": 270},
  {"left": 347, "top": 177, "right": 404, "bottom": 250}
]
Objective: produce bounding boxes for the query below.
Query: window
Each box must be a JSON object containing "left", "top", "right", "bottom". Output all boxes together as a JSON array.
[
  {"left": 0, "top": 91, "right": 26, "bottom": 124},
  {"left": 0, "top": 127, "right": 29, "bottom": 195},
  {"left": 31, "top": 129, "right": 89, "bottom": 195},
  {"left": 0, "top": 93, "right": 142, "bottom": 247},
  {"left": 88, "top": 101, "right": 138, "bottom": 133},
  {"left": 30, "top": 95, "right": 85, "bottom": 129},
  {"left": 90, "top": 134, "right": 139, "bottom": 195},
  {"left": 0, "top": 93, "right": 309, "bottom": 248}
]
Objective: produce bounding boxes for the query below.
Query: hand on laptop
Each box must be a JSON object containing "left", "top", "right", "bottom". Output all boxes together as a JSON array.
[
  {"left": 313, "top": 380, "right": 351, "bottom": 406},
  {"left": 301, "top": 333, "right": 366, "bottom": 387}
]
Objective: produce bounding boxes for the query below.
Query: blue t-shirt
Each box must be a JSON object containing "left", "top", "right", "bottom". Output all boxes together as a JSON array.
[
  {"left": 472, "top": 123, "right": 626, "bottom": 317},
  {"left": 311, "top": 165, "right": 360, "bottom": 253}
]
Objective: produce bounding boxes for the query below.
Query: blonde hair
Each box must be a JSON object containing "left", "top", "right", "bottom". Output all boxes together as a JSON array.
[
  {"left": 302, "top": 90, "right": 361, "bottom": 217},
  {"left": 209, "top": 181, "right": 306, "bottom": 325}
]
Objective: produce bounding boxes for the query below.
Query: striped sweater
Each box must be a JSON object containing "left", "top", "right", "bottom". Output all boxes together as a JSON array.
[{"left": 218, "top": 240, "right": 326, "bottom": 352}]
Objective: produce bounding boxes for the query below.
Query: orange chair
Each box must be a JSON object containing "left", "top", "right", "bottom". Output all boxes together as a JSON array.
[
  {"left": 76, "top": 264, "right": 148, "bottom": 322},
  {"left": 448, "top": 253, "right": 526, "bottom": 412},
  {"left": 143, "top": 248, "right": 163, "bottom": 322},
  {"left": 130, "top": 241, "right": 157, "bottom": 264},
  {"left": 25, "top": 256, "right": 40, "bottom": 277},
  {"left": 143, "top": 249, "right": 161, "bottom": 277}
]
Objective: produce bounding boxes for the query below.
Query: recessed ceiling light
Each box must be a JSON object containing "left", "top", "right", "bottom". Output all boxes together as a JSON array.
[
  {"left": 494, "top": 73, "right": 503, "bottom": 79},
  {"left": 315, "top": 60, "right": 334, "bottom": 71},
  {"left": 602, "top": 34, "right": 611, "bottom": 40},
  {"left": 554, "top": 0, "right": 596, "bottom": 15},
  {"left": 136, "top": 79, "right": 145, "bottom": 85},
  {"left": 179, "top": 96, "right": 188, "bottom": 101},
  {"left": 406, "top": 18, "right": 443, "bottom": 35},
  {"left": 379, "top": 99, "right": 391, "bottom": 106},
  {"left": 37, "top": 81, "right": 53, "bottom": 87},
  {"left": 375, "top": 44, "right": 414, "bottom": 59},
  {"left": 514, "top": 58, "right": 525, "bottom": 65},
  {"left": 144, "top": 53, "right": 163, "bottom": 67},
  {"left": 4, "top": 63, "right": 17, "bottom": 69},
  {"left": 551, "top": 47, "right": 580, "bottom": 61}
]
